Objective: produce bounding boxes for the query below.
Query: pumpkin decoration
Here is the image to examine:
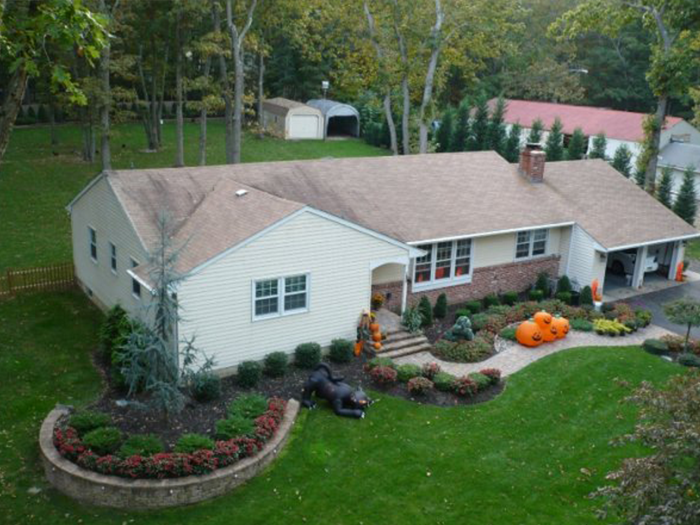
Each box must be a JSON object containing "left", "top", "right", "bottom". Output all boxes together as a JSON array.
[
  {"left": 373, "top": 342, "right": 382, "bottom": 351},
  {"left": 369, "top": 322, "right": 380, "bottom": 332},
  {"left": 372, "top": 332, "right": 382, "bottom": 342},
  {"left": 542, "top": 323, "right": 558, "bottom": 343},
  {"left": 354, "top": 341, "right": 363, "bottom": 357},
  {"left": 516, "top": 318, "right": 544, "bottom": 347},
  {"left": 552, "top": 315, "right": 569, "bottom": 339},
  {"left": 534, "top": 310, "right": 553, "bottom": 329}
]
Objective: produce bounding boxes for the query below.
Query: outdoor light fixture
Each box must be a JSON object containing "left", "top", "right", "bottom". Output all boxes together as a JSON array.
[{"left": 322, "top": 80, "right": 329, "bottom": 99}]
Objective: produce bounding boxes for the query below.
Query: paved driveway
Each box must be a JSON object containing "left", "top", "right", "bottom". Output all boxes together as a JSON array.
[{"left": 623, "top": 280, "right": 700, "bottom": 338}]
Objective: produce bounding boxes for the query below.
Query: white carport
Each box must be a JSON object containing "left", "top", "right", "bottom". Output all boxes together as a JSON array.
[
  {"left": 262, "top": 97, "right": 324, "bottom": 140},
  {"left": 306, "top": 99, "right": 360, "bottom": 138}
]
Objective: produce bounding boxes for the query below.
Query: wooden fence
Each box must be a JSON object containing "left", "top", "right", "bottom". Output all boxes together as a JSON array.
[{"left": 0, "top": 262, "right": 76, "bottom": 298}]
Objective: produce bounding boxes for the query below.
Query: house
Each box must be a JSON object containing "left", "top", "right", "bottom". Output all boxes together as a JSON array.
[
  {"left": 658, "top": 142, "right": 700, "bottom": 199},
  {"left": 306, "top": 99, "right": 361, "bottom": 138},
  {"left": 67, "top": 148, "right": 698, "bottom": 372},
  {"left": 494, "top": 99, "right": 700, "bottom": 165},
  {"left": 261, "top": 97, "right": 324, "bottom": 140}
]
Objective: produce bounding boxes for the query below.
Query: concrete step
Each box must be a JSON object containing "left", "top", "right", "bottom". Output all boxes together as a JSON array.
[
  {"left": 382, "top": 335, "right": 429, "bottom": 352},
  {"left": 384, "top": 330, "right": 422, "bottom": 343},
  {"left": 381, "top": 342, "right": 433, "bottom": 359}
]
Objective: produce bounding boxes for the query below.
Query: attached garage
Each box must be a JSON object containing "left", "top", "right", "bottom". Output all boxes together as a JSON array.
[
  {"left": 306, "top": 99, "right": 360, "bottom": 138},
  {"left": 262, "top": 97, "right": 324, "bottom": 140}
]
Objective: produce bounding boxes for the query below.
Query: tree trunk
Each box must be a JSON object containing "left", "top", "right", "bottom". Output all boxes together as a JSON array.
[
  {"left": 99, "top": 33, "right": 112, "bottom": 170},
  {"left": 0, "top": 66, "right": 29, "bottom": 163},
  {"left": 174, "top": 11, "right": 184, "bottom": 168},
  {"left": 199, "top": 57, "right": 211, "bottom": 166},
  {"left": 157, "top": 47, "right": 168, "bottom": 148},
  {"left": 418, "top": 0, "right": 444, "bottom": 154},
  {"left": 214, "top": 4, "right": 235, "bottom": 163},
  {"left": 257, "top": 51, "right": 264, "bottom": 139},
  {"left": 391, "top": 0, "right": 411, "bottom": 155},
  {"left": 644, "top": 96, "right": 667, "bottom": 192},
  {"left": 49, "top": 101, "right": 58, "bottom": 147}
]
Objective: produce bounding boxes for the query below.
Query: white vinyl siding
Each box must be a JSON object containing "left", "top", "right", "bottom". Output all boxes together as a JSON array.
[
  {"left": 413, "top": 238, "right": 473, "bottom": 291},
  {"left": 566, "top": 225, "right": 599, "bottom": 290}
]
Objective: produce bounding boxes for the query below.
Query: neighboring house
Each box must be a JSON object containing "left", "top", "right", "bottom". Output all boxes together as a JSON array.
[
  {"left": 261, "top": 97, "right": 324, "bottom": 140},
  {"left": 658, "top": 142, "right": 700, "bottom": 198},
  {"left": 68, "top": 148, "right": 698, "bottom": 371},
  {"left": 494, "top": 99, "right": 700, "bottom": 166},
  {"left": 306, "top": 99, "right": 361, "bottom": 138}
]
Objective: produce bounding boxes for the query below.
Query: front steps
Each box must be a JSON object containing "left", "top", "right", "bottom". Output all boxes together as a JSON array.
[{"left": 378, "top": 328, "right": 431, "bottom": 359}]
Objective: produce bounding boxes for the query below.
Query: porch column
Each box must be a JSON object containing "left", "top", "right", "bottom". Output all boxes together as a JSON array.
[
  {"left": 667, "top": 241, "right": 683, "bottom": 280},
  {"left": 631, "top": 245, "right": 648, "bottom": 289},
  {"left": 401, "top": 263, "right": 409, "bottom": 314}
]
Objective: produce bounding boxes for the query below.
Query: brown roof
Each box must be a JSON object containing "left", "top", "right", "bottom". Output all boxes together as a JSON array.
[
  {"left": 262, "top": 97, "right": 315, "bottom": 117},
  {"left": 107, "top": 152, "right": 698, "bottom": 277}
]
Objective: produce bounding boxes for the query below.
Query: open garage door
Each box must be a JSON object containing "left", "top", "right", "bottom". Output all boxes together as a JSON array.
[{"left": 604, "top": 241, "right": 683, "bottom": 298}]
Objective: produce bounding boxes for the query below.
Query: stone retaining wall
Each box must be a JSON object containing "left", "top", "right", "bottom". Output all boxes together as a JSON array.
[{"left": 40, "top": 399, "right": 300, "bottom": 510}]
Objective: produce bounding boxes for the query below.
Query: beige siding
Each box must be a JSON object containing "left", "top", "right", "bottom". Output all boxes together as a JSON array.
[
  {"left": 71, "top": 176, "right": 149, "bottom": 317},
  {"left": 557, "top": 226, "right": 572, "bottom": 276},
  {"left": 472, "top": 227, "right": 565, "bottom": 268},
  {"left": 372, "top": 263, "right": 404, "bottom": 284},
  {"left": 566, "top": 225, "right": 599, "bottom": 289},
  {"left": 262, "top": 110, "right": 286, "bottom": 138},
  {"left": 177, "top": 211, "right": 409, "bottom": 370}
]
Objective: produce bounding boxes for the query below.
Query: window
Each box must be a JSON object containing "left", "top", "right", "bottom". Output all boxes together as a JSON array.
[
  {"left": 515, "top": 229, "right": 549, "bottom": 259},
  {"left": 88, "top": 227, "right": 97, "bottom": 262},
  {"left": 130, "top": 258, "right": 141, "bottom": 299},
  {"left": 413, "top": 239, "right": 472, "bottom": 288},
  {"left": 254, "top": 274, "right": 309, "bottom": 319},
  {"left": 109, "top": 242, "right": 117, "bottom": 273}
]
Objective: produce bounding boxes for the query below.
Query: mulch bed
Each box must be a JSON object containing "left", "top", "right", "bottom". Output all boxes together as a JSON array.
[
  {"left": 90, "top": 351, "right": 504, "bottom": 450},
  {"left": 423, "top": 304, "right": 463, "bottom": 344}
]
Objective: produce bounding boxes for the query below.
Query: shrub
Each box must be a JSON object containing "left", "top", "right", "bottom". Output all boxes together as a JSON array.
[
  {"left": 486, "top": 305, "right": 510, "bottom": 316},
  {"left": 69, "top": 411, "right": 111, "bottom": 435},
  {"left": 570, "top": 319, "right": 593, "bottom": 332},
  {"left": 215, "top": 415, "right": 255, "bottom": 440},
  {"left": 190, "top": 371, "right": 221, "bottom": 402},
  {"left": 433, "top": 293, "right": 448, "bottom": 319},
  {"left": 660, "top": 334, "right": 700, "bottom": 354},
  {"left": 555, "top": 291, "right": 572, "bottom": 305},
  {"left": 83, "top": 427, "right": 122, "bottom": 456},
  {"left": 678, "top": 353, "right": 700, "bottom": 368},
  {"left": 483, "top": 294, "right": 500, "bottom": 308},
  {"left": 237, "top": 361, "right": 262, "bottom": 388},
  {"left": 433, "top": 372, "right": 456, "bottom": 392},
  {"left": 471, "top": 313, "right": 507, "bottom": 334},
  {"left": 643, "top": 339, "right": 669, "bottom": 355},
  {"left": 407, "top": 377, "right": 433, "bottom": 395},
  {"left": 479, "top": 368, "right": 501, "bottom": 385},
  {"left": 453, "top": 376, "right": 477, "bottom": 397},
  {"left": 263, "top": 351, "right": 288, "bottom": 377},
  {"left": 396, "top": 364, "right": 422, "bottom": 383},
  {"left": 468, "top": 372, "right": 492, "bottom": 392},
  {"left": 418, "top": 296, "right": 433, "bottom": 327},
  {"left": 433, "top": 338, "right": 493, "bottom": 363},
  {"left": 444, "top": 316, "right": 475, "bottom": 342},
  {"left": 365, "top": 356, "right": 395, "bottom": 371},
  {"left": 635, "top": 309, "right": 653, "bottom": 327},
  {"left": 369, "top": 365, "right": 398, "bottom": 385},
  {"left": 502, "top": 291, "right": 518, "bottom": 306},
  {"left": 535, "top": 272, "right": 551, "bottom": 296},
  {"left": 580, "top": 286, "right": 593, "bottom": 306},
  {"left": 119, "top": 434, "right": 163, "bottom": 458},
  {"left": 421, "top": 362, "right": 441, "bottom": 379},
  {"left": 228, "top": 393, "right": 268, "bottom": 419},
  {"left": 556, "top": 275, "right": 572, "bottom": 294},
  {"left": 294, "top": 343, "right": 321, "bottom": 369},
  {"left": 328, "top": 339, "right": 353, "bottom": 364},
  {"left": 464, "top": 300, "right": 482, "bottom": 314},
  {"left": 594, "top": 319, "right": 632, "bottom": 336},
  {"left": 99, "top": 304, "right": 130, "bottom": 360},
  {"left": 401, "top": 306, "right": 423, "bottom": 333},
  {"left": 499, "top": 326, "right": 517, "bottom": 341},
  {"left": 528, "top": 289, "right": 544, "bottom": 302},
  {"left": 174, "top": 433, "right": 215, "bottom": 453}
]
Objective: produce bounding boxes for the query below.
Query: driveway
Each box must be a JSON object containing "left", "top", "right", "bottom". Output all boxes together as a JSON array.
[{"left": 623, "top": 280, "right": 700, "bottom": 338}]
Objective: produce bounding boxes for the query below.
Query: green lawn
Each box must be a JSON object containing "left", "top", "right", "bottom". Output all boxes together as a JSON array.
[
  {"left": 0, "top": 291, "right": 682, "bottom": 525},
  {"left": 0, "top": 121, "right": 387, "bottom": 271},
  {"left": 686, "top": 239, "right": 700, "bottom": 261}
]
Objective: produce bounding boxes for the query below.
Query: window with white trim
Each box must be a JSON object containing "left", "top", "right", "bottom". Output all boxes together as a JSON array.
[
  {"left": 88, "top": 227, "right": 97, "bottom": 262},
  {"left": 413, "top": 239, "right": 472, "bottom": 287},
  {"left": 130, "top": 258, "right": 141, "bottom": 299},
  {"left": 109, "top": 242, "right": 117, "bottom": 273},
  {"left": 515, "top": 229, "right": 549, "bottom": 259},
  {"left": 254, "top": 274, "right": 309, "bottom": 319}
]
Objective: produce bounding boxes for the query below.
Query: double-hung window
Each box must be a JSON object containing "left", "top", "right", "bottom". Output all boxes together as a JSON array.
[
  {"left": 413, "top": 239, "right": 472, "bottom": 288},
  {"left": 515, "top": 229, "right": 548, "bottom": 259},
  {"left": 88, "top": 227, "right": 97, "bottom": 262},
  {"left": 130, "top": 258, "right": 141, "bottom": 299},
  {"left": 109, "top": 242, "right": 117, "bottom": 273},
  {"left": 254, "top": 274, "right": 309, "bottom": 319}
]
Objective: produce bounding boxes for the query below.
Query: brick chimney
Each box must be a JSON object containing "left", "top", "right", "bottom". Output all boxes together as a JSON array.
[{"left": 519, "top": 143, "right": 546, "bottom": 182}]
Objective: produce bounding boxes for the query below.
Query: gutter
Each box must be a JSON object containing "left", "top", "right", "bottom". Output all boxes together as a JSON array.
[{"left": 407, "top": 222, "right": 576, "bottom": 246}]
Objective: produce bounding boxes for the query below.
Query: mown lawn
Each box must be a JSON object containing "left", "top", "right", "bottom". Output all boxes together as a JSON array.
[
  {"left": 686, "top": 239, "right": 700, "bottom": 262},
  {"left": 0, "top": 291, "right": 682, "bottom": 525},
  {"left": 0, "top": 121, "right": 387, "bottom": 271}
]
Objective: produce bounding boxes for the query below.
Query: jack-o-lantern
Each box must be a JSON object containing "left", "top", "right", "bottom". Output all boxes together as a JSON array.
[
  {"left": 534, "top": 310, "right": 553, "bottom": 329},
  {"left": 552, "top": 316, "right": 569, "bottom": 339},
  {"left": 372, "top": 332, "right": 382, "bottom": 342},
  {"left": 516, "top": 319, "right": 544, "bottom": 347}
]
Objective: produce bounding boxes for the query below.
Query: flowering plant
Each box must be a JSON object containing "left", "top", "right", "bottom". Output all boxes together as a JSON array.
[{"left": 369, "top": 365, "right": 398, "bottom": 385}]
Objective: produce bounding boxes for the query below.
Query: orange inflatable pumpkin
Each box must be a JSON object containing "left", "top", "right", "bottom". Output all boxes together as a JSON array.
[
  {"left": 542, "top": 323, "right": 558, "bottom": 342},
  {"left": 516, "top": 319, "right": 544, "bottom": 347},
  {"left": 552, "top": 316, "right": 569, "bottom": 339},
  {"left": 534, "top": 310, "right": 553, "bottom": 329},
  {"left": 372, "top": 332, "right": 382, "bottom": 342}
]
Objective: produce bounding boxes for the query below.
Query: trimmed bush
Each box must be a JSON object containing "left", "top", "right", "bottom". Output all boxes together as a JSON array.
[
  {"left": 433, "top": 293, "right": 448, "bottom": 319},
  {"left": 418, "top": 296, "right": 433, "bottom": 327},
  {"left": 635, "top": 309, "right": 653, "bottom": 327},
  {"left": 174, "top": 433, "right": 215, "bottom": 453},
  {"left": 365, "top": 356, "right": 395, "bottom": 371},
  {"left": 83, "top": 427, "right": 122, "bottom": 456},
  {"left": 433, "top": 372, "right": 457, "bottom": 392},
  {"left": 468, "top": 372, "right": 491, "bottom": 392},
  {"left": 228, "top": 393, "right": 268, "bottom": 419},
  {"left": 678, "top": 353, "right": 700, "bottom": 368},
  {"left": 456, "top": 308, "right": 472, "bottom": 319},
  {"left": 69, "top": 411, "right": 111, "bottom": 435},
  {"left": 471, "top": 313, "right": 507, "bottom": 334},
  {"left": 294, "top": 343, "right": 322, "bottom": 369},
  {"left": 99, "top": 305, "right": 130, "bottom": 360},
  {"left": 401, "top": 306, "right": 423, "bottom": 333},
  {"left": 535, "top": 273, "right": 550, "bottom": 297},
  {"left": 421, "top": 362, "right": 441, "bottom": 379},
  {"left": 643, "top": 339, "right": 669, "bottom": 355},
  {"left": 263, "top": 351, "right": 288, "bottom": 377},
  {"left": 433, "top": 338, "right": 492, "bottom": 363},
  {"left": 119, "top": 434, "right": 163, "bottom": 458},
  {"left": 484, "top": 294, "right": 500, "bottom": 308},
  {"left": 529, "top": 289, "right": 544, "bottom": 302},
  {"left": 453, "top": 376, "right": 477, "bottom": 397},
  {"left": 570, "top": 319, "right": 593, "bottom": 332},
  {"left": 579, "top": 286, "right": 593, "bottom": 306},
  {"left": 479, "top": 368, "right": 501, "bottom": 385},
  {"left": 556, "top": 275, "right": 572, "bottom": 294},
  {"left": 464, "top": 300, "right": 482, "bottom": 315},
  {"left": 215, "top": 415, "right": 255, "bottom": 440},
  {"left": 502, "top": 291, "right": 518, "bottom": 306},
  {"left": 328, "top": 338, "right": 353, "bottom": 364},
  {"left": 190, "top": 371, "right": 221, "bottom": 402},
  {"left": 396, "top": 364, "right": 422, "bottom": 383},
  {"left": 555, "top": 291, "right": 572, "bottom": 305},
  {"left": 499, "top": 326, "right": 517, "bottom": 341},
  {"left": 369, "top": 365, "right": 398, "bottom": 385},
  {"left": 407, "top": 377, "right": 433, "bottom": 395},
  {"left": 237, "top": 361, "right": 262, "bottom": 388}
]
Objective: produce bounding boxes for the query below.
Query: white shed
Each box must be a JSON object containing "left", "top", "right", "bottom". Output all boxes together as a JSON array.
[
  {"left": 262, "top": 97, "right": 324, "bottom": 140},
  {"left": 307, "top": 99, "right": 360, "bottom": 138}
]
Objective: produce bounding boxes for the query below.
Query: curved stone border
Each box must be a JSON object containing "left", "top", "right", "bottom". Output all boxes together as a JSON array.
[{"left": 40, "top": 399, "right": 300, "bottom": 510}]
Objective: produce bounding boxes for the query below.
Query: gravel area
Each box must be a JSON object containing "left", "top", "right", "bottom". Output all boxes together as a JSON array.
[{"left": 394, "top": 324, "right": 674, "bottom": 378}]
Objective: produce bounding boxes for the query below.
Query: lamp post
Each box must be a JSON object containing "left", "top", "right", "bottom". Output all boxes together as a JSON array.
[{"left": 322, "top": 80, "right": 329, "bottom": 99}]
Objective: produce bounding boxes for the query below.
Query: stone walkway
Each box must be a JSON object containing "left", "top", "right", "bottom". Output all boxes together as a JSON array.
[{"left": 393, "top": 324, "right": 673, "bottom": 377}]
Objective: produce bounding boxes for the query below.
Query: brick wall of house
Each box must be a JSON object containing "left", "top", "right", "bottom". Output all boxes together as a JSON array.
[{"left": 372, "top": 255, "right": 560, "bottom": 312}]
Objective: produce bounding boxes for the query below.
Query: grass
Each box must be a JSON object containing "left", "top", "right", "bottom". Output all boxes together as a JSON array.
[
  {"left": 0, "top": 291, "right": 683, "bottom": 524},
  {"left": 686, "top": 239, "right": 700, "bottom": 262},
  {"left": 0, "top": 120, "right": 387, "bottom": 271}
]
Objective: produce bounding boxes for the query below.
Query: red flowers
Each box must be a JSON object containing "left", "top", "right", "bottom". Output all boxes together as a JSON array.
[
  {"left": 479, "top": 368, "right": 502, "bottom": 385},
  {"left": 369, "top": 365, "right": 398, "bottom": 385}
]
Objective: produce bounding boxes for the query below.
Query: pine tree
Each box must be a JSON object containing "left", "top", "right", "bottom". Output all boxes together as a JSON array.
[
  {"left": 450, "top": 98, "right": 471, "bottom": 152},
  {"left": 468, "top": 96, "right": 489, "bottom": 151},
  {"left": 503, "top": 122, "right": 522, "bottom": 163},
  {"left": 611, "top": 144, "right": 633, "bottom": 177},
  {"left": 545, "top": 118, "right": 564, "bottom": 162},
  {"left": 656, "top": 166, "right": 674, "bottom": 208},
  {"left": 634, "top": 167, "right": 646, "bottom": 187},
  {"left": 527, "top": 118, "right": 544, "bottom": 144},
  {"left": 673, "top": 167, "right": 697, "bottom": 225},
  {"left": 487, "top": 96, "right": 507, "bottom": 154},
  {"left": 566, "top": 128, "right": 585, "bottom": 160},
  {"left": 589, "top": 133, "right": 607, "bottom": 159},
  {"left": 435, "top": 107, "right": 454, "bottom": 153}
]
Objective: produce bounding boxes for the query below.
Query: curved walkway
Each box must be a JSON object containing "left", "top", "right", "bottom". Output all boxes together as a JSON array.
[{"left": 393, "top": 324, "right": 673, "bottom": 378}]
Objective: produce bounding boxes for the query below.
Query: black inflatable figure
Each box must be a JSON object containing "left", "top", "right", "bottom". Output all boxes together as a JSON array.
[{"left": 301, "top": 363, "right": 372, "bottom": 418}]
